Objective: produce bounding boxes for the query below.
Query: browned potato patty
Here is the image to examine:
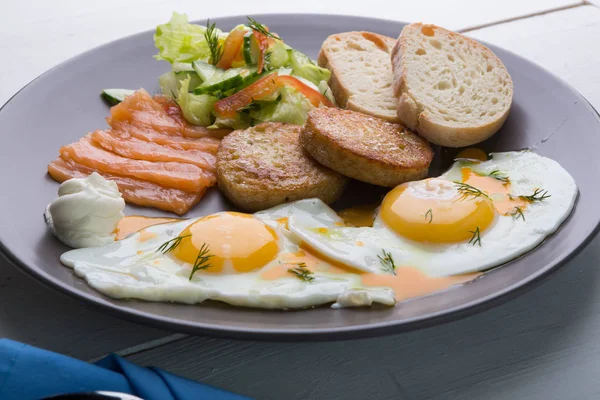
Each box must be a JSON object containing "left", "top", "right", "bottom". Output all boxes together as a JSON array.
[
  {"left": 300, "top": 108, "right": 433, "bottom": 187},
  {"left": 217, "top": 122, "right": 349, "bottom": 212}
]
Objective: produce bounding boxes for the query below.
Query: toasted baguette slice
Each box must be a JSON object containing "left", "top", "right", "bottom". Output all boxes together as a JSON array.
[
  {"left": 318, "top": 31, "right": 400, "bottom": 122},
  {"left": 391, "top": 23, "right": 513, "bottom": 147},
  {"left": 217, "top": 123, "right": 348, "bottom": 212},
  {"left": 301, "top": 108, "right": 433, "bottom": 187}
]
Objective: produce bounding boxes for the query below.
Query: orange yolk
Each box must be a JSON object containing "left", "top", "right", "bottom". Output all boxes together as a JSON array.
[
  {"left": 461, "top": 168, "right": 528, "bottom": 215},
  {"left": 276, "top": 217, "right": 289, "bottom": 229},
  {"left": 172, "top": 212, "right": 279, "bottom": 274},
  {"left": 114, "top": 216, "right": 180, "bottom": 240},
  {"left": 361, "top": 267, "right": 480, "bottom": 302},
  {"left": 455, "top": 147, "right": 489, "bottom": 162},
  {"left": 337, "top": 204, "right": 378, "bottom": 227},
  {"left": 380, "top": 178, "right": 495, "bottom": 243},
  {"left": 260, "top": 247, "right": 360, "bottom": 280}
]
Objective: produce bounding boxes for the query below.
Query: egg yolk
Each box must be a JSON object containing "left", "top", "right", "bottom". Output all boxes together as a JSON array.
[
  {"left": 172, "top": 212, "right": 279, "bottom": 274},
  {"left": 380, "top": 178, "right": 495, "bottom": 243},
  {"left": 337, "top": 204, "right": 378, "bottom": 227},
  {"left": 455, "top": 147, "right": 489, "bottom": 162}
]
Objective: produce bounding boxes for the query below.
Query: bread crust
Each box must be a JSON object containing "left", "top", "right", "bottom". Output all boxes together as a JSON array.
[
  {"left": 318, "top": 31, "right": 400, "bottom": 122},
  {"left": 391, "top": 23, "right": 513, "bottom": 147},
  {"left": 217, "top": 123, "right": 348, "bottom": 212},
  {"left": 301, "top": 108, "right": 433, "bottom": 187}
]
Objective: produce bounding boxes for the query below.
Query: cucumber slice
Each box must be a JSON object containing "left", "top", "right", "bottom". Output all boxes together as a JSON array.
[
  {"left": 193, "top": 67, "right": 256, "bottom": 95},
  {"left": 265, "top": 41, "right": 289, "bottom": 70},
  {"left": 240, "top": 69, "right": 266, "bottom": 87},
  {"left": 242, "top": 32, "right": 261, "bottom": 65},
  {"left": 101, "top": 89, "right": 135, "bottom": 105},
  {"left": 192, "top": 60, "right": 220, "bottom": 82}
]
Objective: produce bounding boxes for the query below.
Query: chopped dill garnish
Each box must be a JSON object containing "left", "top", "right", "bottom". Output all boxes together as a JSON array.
[
  {"left": 246, "top": 16, "right": 280, "bottom": 40},
  {"left": 468, "top": 227, "right": 482, "bottom": 247},
  {"left": 205, "top": 19, "right": 223, "bottom": 65},
  {"left": 454, "top": 181, "right": 489, "bottom": 201},
  {"left": 477, "top": 169, "right": 510, "bottom": 184},
  {"left": 189, "top": 243, "right": 214, "bottom": 280},
  {"left": 378, "top": 249, "right": 397, "bottom": 275},
  {"left": 425, "top": 208, "right": 433, "bottom": 223},
  {"left": 517, "top": 188, "right": 551, "bottom": 203},
  {"left": 288, "top": 263, "right": 315, "bottom": 282},
  {"left": 156, "top": 234, "right": 191, "bottom": 254},
  {"left": 506, "top": 206, "right": 525, "bottom": 221}
]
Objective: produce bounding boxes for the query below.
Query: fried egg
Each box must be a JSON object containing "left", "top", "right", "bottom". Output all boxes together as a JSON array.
[
  {"left": 281, "top": 151, "right": 577, "bottom": 277},
  {"left": 60, "top": 151, "right": 577, "bottom": 309},
  {"left": 61, "top": 211, "right": 396, "bottom": 309}
]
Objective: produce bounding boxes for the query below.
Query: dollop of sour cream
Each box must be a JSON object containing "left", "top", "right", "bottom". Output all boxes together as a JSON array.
[{"left": 44, "top": 173, "right": 125, "bottom": 248}]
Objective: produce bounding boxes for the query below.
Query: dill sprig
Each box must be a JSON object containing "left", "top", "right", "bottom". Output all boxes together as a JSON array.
[
  {"left": 425, "top": 209, "right": 433, "bottom": 224},
  {"left": 246, "top": 17, "right": 280, "bottom": 40},
  {"left": 454, "top": 181, "right": 489, "bottom": 201},
  {"left": 189, "top": 243, "right": 214, "bottom": 280},
  {"left": 506, "top": 206, "right": 525, "bottom": 221},
  {"left": 468, "top": 227, "right": 482, "bottom": 247},
  {"left": 378, "top": 249, "right": 397, "bottom": 275},
  {"left": 288, "top": 263, "right": 315, "bottom": 282},
  {"left": 478, "top": 169, "right": 510, "bottom": 184},
  {"left": 156, "top": 234, "right": 191, "bottom": 254},
  {"left": 518, "top": 188, "right": 551, "bottom": 203},
  {"left": 205, "top": 19, "right": 223, "bottom": 65}
]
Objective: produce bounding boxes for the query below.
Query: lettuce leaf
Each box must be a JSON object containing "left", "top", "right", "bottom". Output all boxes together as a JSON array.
[
  {"left": 154, "top": 12, "right": 214, "bottom": 63},
  {"left": 287, "top": 49, "right": 331, "bottom": 86},
  {"left": 250, "top": 86, "right": 313, "bottom": 125},
  {"left": 177, "top": 77, "right": 218, "bottom": 126}
]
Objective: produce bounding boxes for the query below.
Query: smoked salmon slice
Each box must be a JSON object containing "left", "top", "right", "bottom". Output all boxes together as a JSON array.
[
  {"left": 90, "top": 130, "right": 217, "bottom": 172},
  {"left": 108, "top": 90, "right": 230, "bottom": 139},
  {"left": 60, "top": 136, "right": 215, "bottom": 192},
  {"left": 107, "top": 90, "right": 181, "bottom": 136},
  {"left": 48, "top": 157, "right": 203, "bottom": 215},
  {"left": 115, "top": 124, "right": 220, "bottom": 152}
]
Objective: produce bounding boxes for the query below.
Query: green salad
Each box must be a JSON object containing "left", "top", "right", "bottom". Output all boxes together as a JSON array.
[{"left": 153, "top": 13, "right": 336, "bottom": 129}]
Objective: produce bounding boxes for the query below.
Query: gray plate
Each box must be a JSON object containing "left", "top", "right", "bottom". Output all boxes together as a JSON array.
[{"left": 1, "top": 14, "right": 599, "bottom": 340}]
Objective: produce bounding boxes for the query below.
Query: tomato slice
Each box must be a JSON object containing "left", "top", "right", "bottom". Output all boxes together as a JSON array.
[
  {"left": 275, "top": 75, "right": 336, "bottom": 108},
  {"left": 214, "top": 74, "right": 335, "bottom": 119},
  {"left": 216, "top": 28, "right": 246, "bottom": 69},
  {"left": 253, "top": 30, "right": 270, "bottom": 74},
  {"left": 214, "top": 73, "right": 280, "bottom": 119}
]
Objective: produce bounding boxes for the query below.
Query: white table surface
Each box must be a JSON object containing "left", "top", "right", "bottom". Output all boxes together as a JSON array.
[{"left": 2, "top": 1, "right": 600, "bottom": 398}]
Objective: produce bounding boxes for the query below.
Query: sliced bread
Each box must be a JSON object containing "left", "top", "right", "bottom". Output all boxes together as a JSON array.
[
  {"left": 391, "top": 23, "right": 513, "bottom": 147},
  {"left": 318, "top": 31, "right": 400, "bottom": 122}
]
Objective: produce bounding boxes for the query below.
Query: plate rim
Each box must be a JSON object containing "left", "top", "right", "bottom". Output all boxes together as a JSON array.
[{"left": 1, "top": 13, "right": 599, "bottom": 340}]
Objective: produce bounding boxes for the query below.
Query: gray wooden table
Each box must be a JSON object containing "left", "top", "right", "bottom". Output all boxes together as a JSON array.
[{"left": 2, "top": 1, "right": 600, "bottom": 398}]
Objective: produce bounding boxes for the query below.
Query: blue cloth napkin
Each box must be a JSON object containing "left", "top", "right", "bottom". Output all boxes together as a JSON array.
[{"left": 0, "top": 339, "right": 251, "bottom": 400}]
